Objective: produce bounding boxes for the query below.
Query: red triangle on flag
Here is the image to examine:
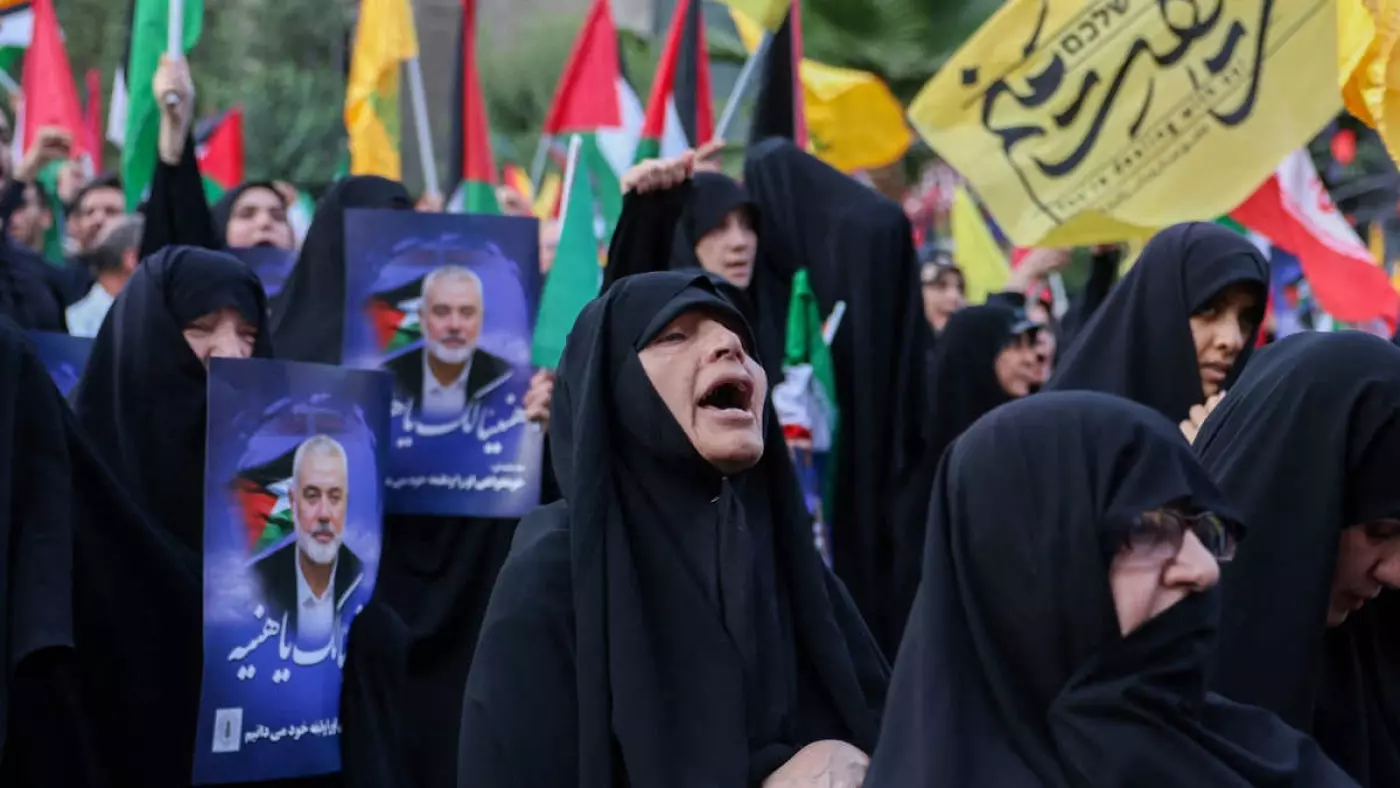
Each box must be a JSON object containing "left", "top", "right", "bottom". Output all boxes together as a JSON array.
[
  {"left": 21, "top": 0, "right": 86, "bottom": 160},
  {"left": 542, "top": 0, "right": 622, "bottom": 135},
  {"left": 196, "top": 108, "right": 246, "bottom": 190}
]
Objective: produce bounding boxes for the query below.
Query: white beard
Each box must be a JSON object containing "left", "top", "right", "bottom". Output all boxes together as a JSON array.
[
  {"left": 297, "top": 520, "right": 341, "bottom": 566},
  {"left": 425, "top": 337, "right": 472, "bottom": 365}
]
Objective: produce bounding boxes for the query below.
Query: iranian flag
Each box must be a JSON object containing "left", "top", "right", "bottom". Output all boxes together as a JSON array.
[
  {"left": 634, "top": 0, "right": 712, "bottom": 162},
  {"left": 1230, "top": 149, "right": 1399, "bottom": 331},
  {"left": 445, "top": 0, "right": 499, "bottom": 215},
  {"left": 232, "top": 446, "right": 296, "bottom": 553},
  {"left": 365, "top": 275, "right": 426, "bottom": 353}
]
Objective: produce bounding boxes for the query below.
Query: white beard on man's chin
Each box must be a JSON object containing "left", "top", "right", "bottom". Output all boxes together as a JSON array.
[
  {"left": 297, "top": 525, "right": 341, "bottom": 566},
  {"left": 426, "top": 338, "right": 472, "bottom": 365}
]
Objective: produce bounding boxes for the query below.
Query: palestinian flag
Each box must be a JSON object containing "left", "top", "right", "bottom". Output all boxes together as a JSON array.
[
  {"left": 232, "top": 446, "right": 296, "bottom": 554},
  {"left": 195, "top": 107, "right": 245, "bottom": 204},
  {"left": 541, "top": 0, "right": 637, "bottom": 234},
  {"left": 749, "top": 0, "right": 806, "bottom": 147},
  {"left": 532, "top": 137, "right": 602, "bottom": 368},
  {"left": 634, "top": 0, "right": 711, "bottom": 162},
  {"left": 0, "top": 0, "right": 34, "bottom": 81},
  {"left": 366, "top": 275, "right": 426, "bottom": 353},
  {"left": 445, "top": 0, "right": 499, "bottom": 215}
]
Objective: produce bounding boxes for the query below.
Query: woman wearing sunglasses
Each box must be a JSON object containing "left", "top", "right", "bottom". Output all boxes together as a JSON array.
[
  {"left": 1196, "top": 332, "right": 1400, "bottom": 787},
  {"left": 864, "top": 392, "right": 1355, "bottom": 787}
]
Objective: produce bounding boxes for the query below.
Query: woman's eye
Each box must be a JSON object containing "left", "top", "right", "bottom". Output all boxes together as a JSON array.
[{"left": 659, "top": 331, "right": 687, "bottom": 344}]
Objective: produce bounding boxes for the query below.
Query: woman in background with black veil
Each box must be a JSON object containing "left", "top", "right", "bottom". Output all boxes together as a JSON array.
[
  {"left": 459, "top": 271, "right": 887, "bottom": 787},
  {"left": 889, "top": 304, "right": 1040, "bottom": 646},
  {"left": 71, "top": 246, "right": 274, "bottom": 552},
  {"left": 867, "top": 392, "right": 1357, "bottom": 788},
  {"left": 1045, "top": 222, "right": 1267, "bottom": 427},
  {"left": 0, "top": 313, "right": 211, "bottom": 787},
  {"left": 1195, "top": 332, "right": 1400, "bottom": 786},
  {"left": 742, "top": 138, "right": 927, "bottom": 658}
]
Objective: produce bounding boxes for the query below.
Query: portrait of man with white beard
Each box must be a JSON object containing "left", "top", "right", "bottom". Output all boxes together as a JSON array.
[
  {"left": 251, "top": 434, "right": 365, "bottom": 648},
  {"left": 382, "top": 265, "right": 513, "bottom": 421}
]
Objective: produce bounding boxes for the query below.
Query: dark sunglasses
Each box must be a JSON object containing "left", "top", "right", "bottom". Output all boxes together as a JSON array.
[{"left": 1118, "top": 508, "right": 1237, "bottom": 565}]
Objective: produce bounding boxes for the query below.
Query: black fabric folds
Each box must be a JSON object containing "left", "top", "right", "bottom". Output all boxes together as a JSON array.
[
  {"left": 140, "top": 133, "right": 221, "bottom": 256},
  {"left": 1196, "top": 331, "right": 1400, "bottom": 786},
  {"left": 890, "top": 304, "right": 1021, "bottom": 646},
  {"left": 459, "top": 271, "right": 887, "bottom": 787},
  {"left": 269, "top": 175, "right": 412, "bottom": 364},
  {"left": 71, "top": 245, "right": 273, "bottom": 551},
  {"left": 1046, "top": 222, "right": 1267, "bottom": 423},
  {"left": 866, "top": 391, "right": 1358, "bottom": 788},
  {"left": 0, "top": 315, "right": 203, "bottom": 787},
  {"left": 742, "top": 138, "right": 925, "bottom": 656},
  {"left": 0, "top": 239, "right": 66, "bottom": 331}
]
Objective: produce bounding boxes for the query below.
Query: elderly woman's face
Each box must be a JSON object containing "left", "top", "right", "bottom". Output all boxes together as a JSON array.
[{"left": 637, "top": 310, "right": 767, "bottom": 474}]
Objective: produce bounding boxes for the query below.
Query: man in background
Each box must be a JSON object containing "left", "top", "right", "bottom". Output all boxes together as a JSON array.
[
  {"left": 66, "top": 215, "right": 144, "bottom": 338},
  {"left": 66, "top": 173, "right": 124, "bottom": 255},
  {"left": 384, "top": 265, "right": 511, "bottom": 420}
]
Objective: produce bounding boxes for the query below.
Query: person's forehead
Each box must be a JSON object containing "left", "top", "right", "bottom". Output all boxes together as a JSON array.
[
  {"left": 80, "top": 186, "right": 124, "bottom": 211},
  {"left": 234, "top": 186, "right": 282, "bottom": 211},
  {"left": 300, "top": 452, "right": 347, "bottom": 478},
  {"left": 425, "top": 276, "right": 481, "bottom": 302}
]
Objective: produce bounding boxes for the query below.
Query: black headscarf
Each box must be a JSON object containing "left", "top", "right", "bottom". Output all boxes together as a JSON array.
[
  {"left": 459, "top": 271, "right": 887, "bottom": 786},
  {"left": 269, "top": 175, "right": 412, "bottom": 364},
  {"left": 211, "top": 180, "right": 287, "bottom": 244},
  {"left": 0, "top": 241, "right": 65, "bottom": 331},
  {"left": 602, "top": 174, "right": 780, "bottom": 382},
  {"left": 0, "top": 315, "right": 202, "bottom": 787},
  {"left": 867, "top": 391, "right": 1358, "bottom": 788},
  {"left": 890, "top": 304, "right": 1025, "bottom": 644},
  {"left": 1046, "top": 222, "right": 1267, "bottom": 423},
  {"left": 1195, "top": 331, "right": 1400, "bottom": 786},
  {"left": 71, "top": 246, "right": 272, "bottom": 551},
  {"left": 743, "top": 138, "right": 926, "bottom": 656}
]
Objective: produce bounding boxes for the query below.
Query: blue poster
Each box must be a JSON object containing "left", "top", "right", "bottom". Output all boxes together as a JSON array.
[
  {"left": 228, "top": 246, "right": 298, "bottom": 300},
  {"left": 341, "top": 209, "right": 544, "bottom": 518},
  {"left": 194, "top": 357, "right": 391, "bottom": 784},
  {"left": 27, "top": 330, "right": 93, "bottom": 396}
]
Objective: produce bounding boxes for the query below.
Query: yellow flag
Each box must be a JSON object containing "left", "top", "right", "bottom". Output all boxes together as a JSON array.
[
  {"left": 533, "top": 171, "right": 562, "bottom": 219},
  {"left": 908, "top": 1, "right": 1340, "bottom": 247},
  {"left": 729, "top": 6, "right": 911, "bottom": 173},
  {"left": 345, "top": 0, "right": 419, "bottom": 181},
  {"left": 1338, "top": 0, "right": 1400, "bottom": 165},
  {"left": 719, "top": 0, "right": 790, "bottom": 31},
  {"left": 950, "top": 185, "right": 1010, "bottom": 304}
]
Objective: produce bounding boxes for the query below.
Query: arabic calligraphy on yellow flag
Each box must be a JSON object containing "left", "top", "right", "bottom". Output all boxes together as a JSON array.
[
  {"left": 1338, "top": 0, "right": 1400, "bottom": 166},
  {"left": 345, "top": 0, "right": 419, "bottom": 181},
  {"left": 908, "top": 0, "right": 1340, "bottom": 247}
]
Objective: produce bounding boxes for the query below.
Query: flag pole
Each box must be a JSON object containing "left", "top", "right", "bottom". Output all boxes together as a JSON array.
[
  {"left": 0, "top": 69, "right": 17, "bottom": 96},
  {"left": 529, "top": 134, "right": 552, "bottom": 193},
  {"left": 163, "top": 0, "right": 183, "bottom": 107},
  {"left": 714, "top": 33, "right": 770, "bottom": 141},
  {"left": 405, "top": 56, "right": 440, "bottom": 197}
]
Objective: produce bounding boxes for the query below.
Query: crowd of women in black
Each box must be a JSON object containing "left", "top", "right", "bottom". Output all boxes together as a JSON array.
[{"left": 3, "top": 91, "right": 1400, "bottom": 786}]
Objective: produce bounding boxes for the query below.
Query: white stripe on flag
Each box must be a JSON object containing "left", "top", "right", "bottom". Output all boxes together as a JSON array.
[
  {"left": 0, "top": 6, "right": 33, "bottom": 50},
  {"left": 596, "top": 76, "right": 644, "bottom": 179},
  {"left": 106, "top": 66, "right": 127, "bottom": 148},
  {"left": 660, "top": 97, "right": 689, "bottom": 158}
]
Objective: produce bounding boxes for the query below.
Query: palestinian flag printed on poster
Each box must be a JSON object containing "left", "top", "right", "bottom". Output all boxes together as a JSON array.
[
  {"left": 634, "top": 0, "right": 711, "bottom": 162},
  {"left": 232, "top": 446, "right": 296, "bottom": 554},
  {"left": 366, "top": 275, "right": 427, "bottom": 353}
]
